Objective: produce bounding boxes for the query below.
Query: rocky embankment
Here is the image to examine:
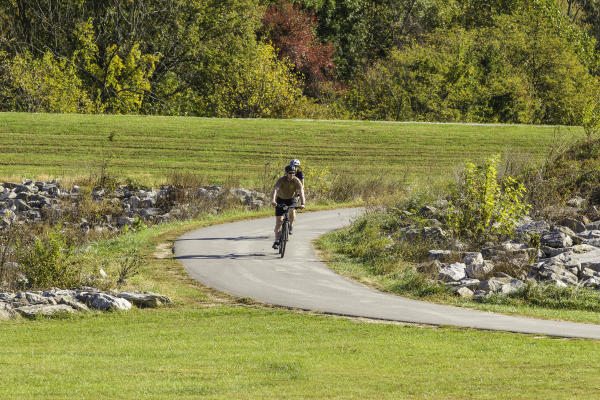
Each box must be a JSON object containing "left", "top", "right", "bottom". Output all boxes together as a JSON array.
[
  {"left": 409, "top": 198, "right": 600, "bottom": 298},
  {"left": 0, "top": 288, "right": 172, "bottom": 320},
  {"left": 0, "top": 180, "right": 267, "bottom": 231}
]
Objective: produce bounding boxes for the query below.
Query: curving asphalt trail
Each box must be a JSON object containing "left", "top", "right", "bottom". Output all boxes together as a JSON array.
[{"left": 175, "top": 208, "right": 600, "bottom": 339}]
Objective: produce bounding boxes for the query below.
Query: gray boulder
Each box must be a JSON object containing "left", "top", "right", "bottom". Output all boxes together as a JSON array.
[
  {"left": 515, "top": 220, "right": 550, "bottom": 235},
  {"left": 548, "top": 244, "right": 598, "bottom": 257},
  {"left": 541, "top": 231, "right": 573, "bottom": 248},
  {"left": 0, "top": 293, "right": 15, "bottom": 302},
  {"left": 457, "top": 278, "right": 480, "bottom": 290},
  {"left": 478, "top": 279, "right": 505, "bottom": 293},
  {"left": 15, "top": 304, "right": 75, "bottom": 318},
  {"left": 580, "top": 276, "right": 600, "bottom": 289},
  {"left": 500, "top": 279, "right": 526, "bottom": 294},
  {"left": 117, "top": 291, "right": 172, "bottom": 308},
  {"left": 439, "top": 262, "right": 466, "bottom": 282},
  {"left": 428, "top": 250, "right": 451, "bottom": 262},
  {"left": 57, "top": 296, "right": 89, "bottom": 312},
  {"left": 455, "top": 287, "right": 474, "bottom": 298},
  {"left": 466, "top": 260, "right": 494, "bottom": 280},
  {"left": 463, "top": 252, "right": 484, "bottom": 266},
  {"left": 534, "top": 263, "right": 579, "bottom": 286},
  {"left": 14, "top": 292, "right": 55, "bottom": 305},
  {"left": 545, "top": 248, "right": 600, "bottom": 272},
  {"left": 560, "top": 218, "right": 586, "bottom": 233},
  {"left": 0, "top": 302, "right": 15, "bottom": 320},
  {"left": 421, "top": 227, "right": 447, "bottom": 242},
  {"left": 76, "top": 292, "right": 131, "bottom": 311},
  {"left": 585, "top": 220, "right": 600, "bottom": 231}
]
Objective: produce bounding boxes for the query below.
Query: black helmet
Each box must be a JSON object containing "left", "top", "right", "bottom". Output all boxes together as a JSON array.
[{"left": 285, "top": 165, "right": 296, "bottom": 173}]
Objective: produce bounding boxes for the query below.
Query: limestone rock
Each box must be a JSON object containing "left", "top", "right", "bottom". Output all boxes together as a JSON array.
[
  {"left": 15, "top": 304, "right": 75, "bottom": 318},
  {"left": 534, "top": 263, "right": 579, "bottom": 286},
  {"left": 500, "top": 279, "right": 526, "bottom": 294},
  {"left": 463, "top": 252, "right": 484, "bottom": 266},
  {"left": 566, "top": 196, "right": 586, "bottom": 208},
  {"left": 439, "top": 262, "right": 466, "bottom": 282},
  {"left": 478, "top": 279, "right": 505, "bottom": 293},
  {"left": 541, "top": 231, "right": 573, "bottom": 248},
  {"left": 560, "top": 218, "right": 586, "bottom": 233},
  {"left": 428, "top": 250, "right": 451, "bottom": 262},
  {"left": 466, "top": 260, "right": 494, "bottom": 280},
  {"left": 455, "top": 287, "right": 474, "bottom": 298},
  {"left": 76, "top": 292, "right": 131, "bottom": 311},
  {"left": 0, "top": 302, "right": 15, "bottom": 320},
  {"left": 457, "top": 278, "right": 480, "bottom": 290},
  {"left": 117, "top": 291, "right": 172, "bottom": 308}
]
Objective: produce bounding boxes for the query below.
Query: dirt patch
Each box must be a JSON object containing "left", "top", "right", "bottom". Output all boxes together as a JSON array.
[{"left": 153, "top": 243, "right": 173, "bottom": 259}]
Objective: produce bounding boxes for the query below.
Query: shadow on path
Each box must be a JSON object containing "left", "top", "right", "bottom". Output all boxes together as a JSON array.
[
  {"left": 175, "top": 235, "right": 270, "bottom": 242},
  {"left": 174, "top": 253, "right": 268, "bottom": 260}
]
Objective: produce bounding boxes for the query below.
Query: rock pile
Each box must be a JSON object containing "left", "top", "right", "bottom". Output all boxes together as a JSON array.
[
  {"left": 404, "top": 200, "right": 600, "bottom": 299},
  {"left": 0, "top": 180, "right": 267, "bottom": 231},
  {"left": 0, "top": 287, "right": 172, "bottom": 320}
]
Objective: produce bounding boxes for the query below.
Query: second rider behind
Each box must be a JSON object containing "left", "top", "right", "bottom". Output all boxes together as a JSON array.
[
  {"left": 289, "top": 158, "right": 304, "bottom": 186},
  {"left": 271, "top": 164, "right": 306, "bottom": 249}
]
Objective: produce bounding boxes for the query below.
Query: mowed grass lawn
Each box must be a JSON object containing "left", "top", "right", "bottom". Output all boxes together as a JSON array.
[
  {"left": 2, "top": 307, "right": 600, "bottom": 400},
  {"left": 0, "top": 112, "right": 584, "bottom": 186}
]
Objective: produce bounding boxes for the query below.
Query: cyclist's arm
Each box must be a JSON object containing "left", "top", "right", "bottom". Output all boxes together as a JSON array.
[
  {"left": 298, "top": 182, "right": 306, "bottom": 208},
  {"left": 271, "top": 180, "right": 280, "bottom": 206}
]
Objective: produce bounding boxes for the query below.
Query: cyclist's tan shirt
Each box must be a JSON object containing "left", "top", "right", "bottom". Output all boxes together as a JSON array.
[{"left": 272, "top": 176, "right": 304, "bottom": 200}]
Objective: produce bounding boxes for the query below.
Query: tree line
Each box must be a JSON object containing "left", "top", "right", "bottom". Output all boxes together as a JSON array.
[{"left": 1, "top": 0, "right": 600, "bottom": 124}]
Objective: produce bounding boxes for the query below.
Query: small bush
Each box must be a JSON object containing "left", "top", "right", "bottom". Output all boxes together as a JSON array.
[
  {"left": 17, "top": 229, "right": 84, "bottom": 289},
  {"left": 0, "top": 224, "right": 26, "bottom": 291},
  {"left": 446, "top": 155, "right": 530, "bottom": 245},
  {"left": 116, "top": 249, "right": 143, "bottom": 286},
  {"left": 69, "top": 190, "right": 123, "bottom": 227}
]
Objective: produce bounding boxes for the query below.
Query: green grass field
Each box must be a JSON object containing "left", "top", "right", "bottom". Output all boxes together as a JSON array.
[
  {"left": 2, "top": 306, "right": 600, "bottom": 400},
  {"left": 0, "top": 112, "right": 584, "bottom": 186}
]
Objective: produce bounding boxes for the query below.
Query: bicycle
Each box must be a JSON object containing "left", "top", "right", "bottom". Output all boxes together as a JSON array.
[{"left": 276, "top": 205, "right": 301, "bottom": 258}]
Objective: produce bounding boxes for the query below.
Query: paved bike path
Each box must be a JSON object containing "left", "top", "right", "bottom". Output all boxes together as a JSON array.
[{"left": 174, "top": 208, "right": 600, "bottom": 339}]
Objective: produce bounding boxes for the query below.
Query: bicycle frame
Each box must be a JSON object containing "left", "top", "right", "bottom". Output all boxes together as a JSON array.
[{"left": 277, "top": 205, "right": 300, "bottom": 258}]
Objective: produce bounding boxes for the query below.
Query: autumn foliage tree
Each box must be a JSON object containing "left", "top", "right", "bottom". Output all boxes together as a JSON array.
[{"left": 261, "top": 1, "right": 335, "bottom": 96}]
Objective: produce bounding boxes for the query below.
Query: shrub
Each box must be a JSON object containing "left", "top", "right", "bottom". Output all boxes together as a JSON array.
[
  {"left": 17, "top": 229, "right": 84, "bottom": 289},
  {"left": 446, "top": 155, "right": 530, "bottom": 244},
  {"left": 116, "top": 249, "right": 143, "bottom": 286},
  {"left": 0, "top": 224, "right": 25, "bottom": 291}
]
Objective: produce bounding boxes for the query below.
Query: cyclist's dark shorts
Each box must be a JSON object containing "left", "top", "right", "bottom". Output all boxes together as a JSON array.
[{"left": 275, "top": 197, "right": 298, "bottom": 217}]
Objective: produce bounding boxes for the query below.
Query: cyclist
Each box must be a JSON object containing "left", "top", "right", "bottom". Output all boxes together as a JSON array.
[
  {"left": 271, "top": 164, "right": 305, "bottom": 249},
  {"left": 289, "top": 159, "right": 304, "bottom": 232},
  {"left": 289, "top": 159, "right": 304, "bottom": 186}
]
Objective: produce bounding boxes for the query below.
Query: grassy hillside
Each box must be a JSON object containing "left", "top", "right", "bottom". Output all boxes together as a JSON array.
[{"left": 0, "top": 112, "right": 583, "bottom": 187}]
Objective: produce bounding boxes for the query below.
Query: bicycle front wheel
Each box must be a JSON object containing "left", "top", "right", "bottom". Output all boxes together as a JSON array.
[
  {"left": 279, "top": 235, "right": 287, "bottom": 258},
  {"left": 280, "top": 221, "right": 288, "bottom": 258}
]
